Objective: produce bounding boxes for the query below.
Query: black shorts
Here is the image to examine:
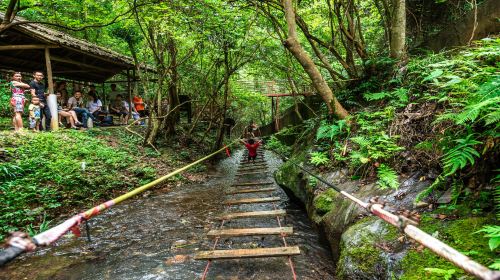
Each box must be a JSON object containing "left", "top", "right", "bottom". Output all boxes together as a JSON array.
[
  {"left": 138, "top": 110, "right": 148, "bottom": 117},
  {"left": 248, "top": 155, "right": 257, "bottom": 161}
]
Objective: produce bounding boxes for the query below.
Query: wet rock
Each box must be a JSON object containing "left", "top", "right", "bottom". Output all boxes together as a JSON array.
[
  {"left": 275, "top": 152, "right": 433, "bottom": 279},
  {"left": 413, "top": 201, "right": 429, "bottom": 209},
  {"left": 336, "top": 217, "right": 402, "bottom": 279},
  {"left": 437, "top": 188, "right": 453, "bottom": 204},
  {"left": 164, "top": 254, "right": 191, "bottom": 265},
  {"left": 171, "top": 239, "right": 188, "bottom": 248}
]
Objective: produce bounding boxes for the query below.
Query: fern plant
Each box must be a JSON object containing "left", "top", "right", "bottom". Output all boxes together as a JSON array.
[
  {"left": 442, "top": 134, "right": 481, "bottom": 176},
  {"left": 363, "top": 88, "right": 409, "bottom": 107},
  {"left": 476, "top": 224, "right": 500, "bottom": 269},
  {"left": 349, "top": 133, "right": 404, "bottom": 167},
  {"left": 316, "top": 119, "right": 349, "bottom": 141},
  {"left": 310, "top": 151, "right": 330, "bottom": 166},
  {"left": 377, "top": 164, "right": 399, "bottom": 189}
]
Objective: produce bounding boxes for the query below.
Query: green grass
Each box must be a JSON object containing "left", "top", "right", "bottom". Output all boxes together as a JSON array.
[{"left": 0, "top": 129, "right": 156, "bottom": 240}]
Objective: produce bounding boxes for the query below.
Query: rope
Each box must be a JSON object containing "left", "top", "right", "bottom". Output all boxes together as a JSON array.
[
  {"left": 272, "top": 201, "right": 298, "bottom": 280},
  {"left": 0, "top": 142, "right": 235, "bottom": 267},
  {"left": 271, "top": 150, "right": 500, "bottom": 280}
]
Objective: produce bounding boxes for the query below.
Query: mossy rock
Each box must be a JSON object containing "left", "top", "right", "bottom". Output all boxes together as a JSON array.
[
  {"left": 400, "top": 215, "right": 497, "bottom": 280},
  {"left": 274, "top": 151, "right": 309, "bottom": 203},
  {"left": 313, "top": 188, "right": 338, "bottom": 216},
  {"left": 336, "top": 217, "right": 401, "bottom": 279}
]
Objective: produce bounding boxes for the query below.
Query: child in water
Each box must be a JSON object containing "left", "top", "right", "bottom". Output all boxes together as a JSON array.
[
  {"left": 28, "top": 97, "right": 41, "bottom": 132},
  {"left": 240, "top": 138, "right": 263, "bottom": 163},
  {"left": 9, "top": 72, "right": 31, "bottom": 131}
]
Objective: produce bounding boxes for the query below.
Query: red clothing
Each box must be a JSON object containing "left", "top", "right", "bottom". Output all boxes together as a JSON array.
[
  {"left": 245, "top": 142, "right": 260, "bottom": 157},
  {"left": 133, "top": 96, "right": 145, "bottom": 111}
]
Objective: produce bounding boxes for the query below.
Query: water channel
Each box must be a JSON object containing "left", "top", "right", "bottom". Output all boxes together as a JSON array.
[{"left": 0, "top": 150, "right": 335, "bottom": 279}]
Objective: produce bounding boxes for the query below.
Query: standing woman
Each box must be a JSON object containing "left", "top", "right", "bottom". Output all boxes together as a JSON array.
[{"left": 9, "top": 72, "right": 31, "bottom": 131}]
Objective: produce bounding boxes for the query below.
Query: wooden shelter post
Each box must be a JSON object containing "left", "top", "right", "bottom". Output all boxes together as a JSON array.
[
  {"left": 44, "top": 47, "right": 58, "bottom": 130},
  {"left": 127, "top": 69, "right": 132, "bottom": 117}
]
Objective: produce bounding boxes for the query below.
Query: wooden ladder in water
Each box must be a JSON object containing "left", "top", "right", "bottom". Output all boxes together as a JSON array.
[{"left": 196, "top": 149, "right": 300, "bottom": 279}]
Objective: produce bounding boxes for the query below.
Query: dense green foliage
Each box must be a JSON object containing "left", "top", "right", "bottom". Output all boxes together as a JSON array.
[
  {"left": 0, "top": 0, "right": 498, "bottom": 276},
  {"left": 268, "top": 39, "right": 499, "bottom": 270},
  {"left": 0, "top": 130, "right": 150, "bottom": 239}
]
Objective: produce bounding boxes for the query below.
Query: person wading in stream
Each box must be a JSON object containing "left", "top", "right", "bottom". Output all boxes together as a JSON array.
[{"left": 240, "top": 138, "right": 262, "bottom": 163}]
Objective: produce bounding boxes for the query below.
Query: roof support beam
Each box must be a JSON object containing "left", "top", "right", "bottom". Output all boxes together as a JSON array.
[
  {"left": 50, "top": 55, "right": 117, "bottom": 73},
  {"left": 0, "top": 44, "right": 58, "bottom": 51}
]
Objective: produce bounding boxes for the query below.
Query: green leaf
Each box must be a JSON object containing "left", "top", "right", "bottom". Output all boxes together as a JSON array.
[
  {"left": 423, "top": 69, "right": 444, "bottom": 82},
  {"left": 489, "top": 237, "right": 500, "bottom": 251}
]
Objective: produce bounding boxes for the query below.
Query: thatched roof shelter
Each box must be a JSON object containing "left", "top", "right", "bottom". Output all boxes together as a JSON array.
[{"left": 0, "top": 12, "right": 136, "bottom": 82}]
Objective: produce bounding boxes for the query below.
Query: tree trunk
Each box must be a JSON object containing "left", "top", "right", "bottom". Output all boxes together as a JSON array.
[
  {"left": 214, "top": 46, "right": 231, "bottom": 150},
  {"left": 390, "top": 0, "right": 406, "bottom": 59},
  {"left": 165, "top": 37, "right": 179, "bottom": 135},
  {"left": 282, "top": 0, "right": 348, "bottom": 119}
]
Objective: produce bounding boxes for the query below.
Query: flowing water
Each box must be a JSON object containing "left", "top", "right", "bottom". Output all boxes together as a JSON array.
[{"left": 0, "top": 150, "right": 335, "bottom": 279}]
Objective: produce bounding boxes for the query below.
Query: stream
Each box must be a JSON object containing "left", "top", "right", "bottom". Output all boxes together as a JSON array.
[{"left": 0, "top": 150, "right": 336, "bottom": 279}]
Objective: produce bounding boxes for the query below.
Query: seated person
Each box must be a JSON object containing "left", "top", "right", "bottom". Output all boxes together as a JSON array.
[
  {"left": 56, "top": 91, "right": 80, "bottom": 129},
  {"left": 68, "top": 91, "right": 94, "bottom": 128},
  {"left": 133, "top": 94, "right": 147, "bottom": 117},
  {"left": 110, "top": 94, "right": 130, "bottom": 125},
  {"left": 86, "top": 92, "right": 103, "bottom": 121}
]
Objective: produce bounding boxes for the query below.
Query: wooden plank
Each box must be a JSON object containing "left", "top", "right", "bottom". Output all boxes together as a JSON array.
[
  {"left": 232, "top": 182, "right": 274, "bottom": 187},
  {"left": 226, "top": 187, "right": 277, "bottom": 195},
  {"left": 236, "top": 171, "right": 269, "bottom": 176},
  {"left": 226, "top": 197, "right": 280, "bottom": 205},
  {"left": 0, "top": 44, "right": 58, "bottom": 51},
  {"left": 194, "top": 246, "right": 301, "bottom": 260},
  {"left": 238, "top": 164, "right": 268, "bottom": 168},
  {"left": 51, "top": 55, "right": 117, "bottom": 73},
  {"left": 218, "top": 210, "right": 286, "bottom": 220},
  {"left": 207, "top": 227, "right": 293, "bottom": 238}
]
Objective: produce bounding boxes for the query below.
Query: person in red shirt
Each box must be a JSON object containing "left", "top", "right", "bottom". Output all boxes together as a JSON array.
[
  {"left": 132, "top": 95, "right": 146, "bottom": 117},
  {"left": 240, "top": 138, "right": 262, "bottom": 163}
]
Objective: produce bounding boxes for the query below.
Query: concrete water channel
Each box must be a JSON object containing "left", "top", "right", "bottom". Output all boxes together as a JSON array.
[{"left": 0, "top": 149, "right": 335, "bottom": 279}]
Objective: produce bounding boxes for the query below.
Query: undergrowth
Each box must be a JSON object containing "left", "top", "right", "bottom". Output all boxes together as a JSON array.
[
  {"left": 273, "top": 38, "right": 499, "bottom": 270},
  {"left": 0, "top": 130, "right": 156, "bottom": 241}
]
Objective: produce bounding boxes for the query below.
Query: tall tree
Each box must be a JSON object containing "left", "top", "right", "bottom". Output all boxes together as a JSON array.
[
  {"left": 282, "top": 0, "right": 348, "bottom": 118},
  {"left": 390, "top": 0, "right": 406, "bottom": 59}
]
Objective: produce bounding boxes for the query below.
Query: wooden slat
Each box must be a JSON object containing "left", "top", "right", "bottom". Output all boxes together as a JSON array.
[
  {"left": 226, "top": 187, "right": 277, "bottom": 195},
  {"left": 207, "top": 227, "right": 293, "bottom": 238},
  {"left": 236, "top": 171, "right": 268, "bottom": 176},
  {"left": 232, "top": 182, "right": 274, "bottom": 187},
  {"left": 194, "top": 246, "right": 301, "bottom": 260},
  {"left": 238, "top": 165, "right": 268, "bottom": 170},
  {"left": 218, "top": 210, "right": 286, "bottom": 220},
  {"left": 226, "top": 197, "right": 280, "bottom": 205}
]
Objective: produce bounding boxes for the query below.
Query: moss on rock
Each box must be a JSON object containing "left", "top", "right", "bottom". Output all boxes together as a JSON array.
[
  {"left": 274, "top": 151, "right": 309, "bottom": 203},
  {"left": 400, "top": 215, "right": 497, "bottom": 280},
  {"left": 313, "top": 188, "right": 338, "bottom": 216},
  {"left": 336, "top": 216, "right": 401, "bottom": 279}
]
